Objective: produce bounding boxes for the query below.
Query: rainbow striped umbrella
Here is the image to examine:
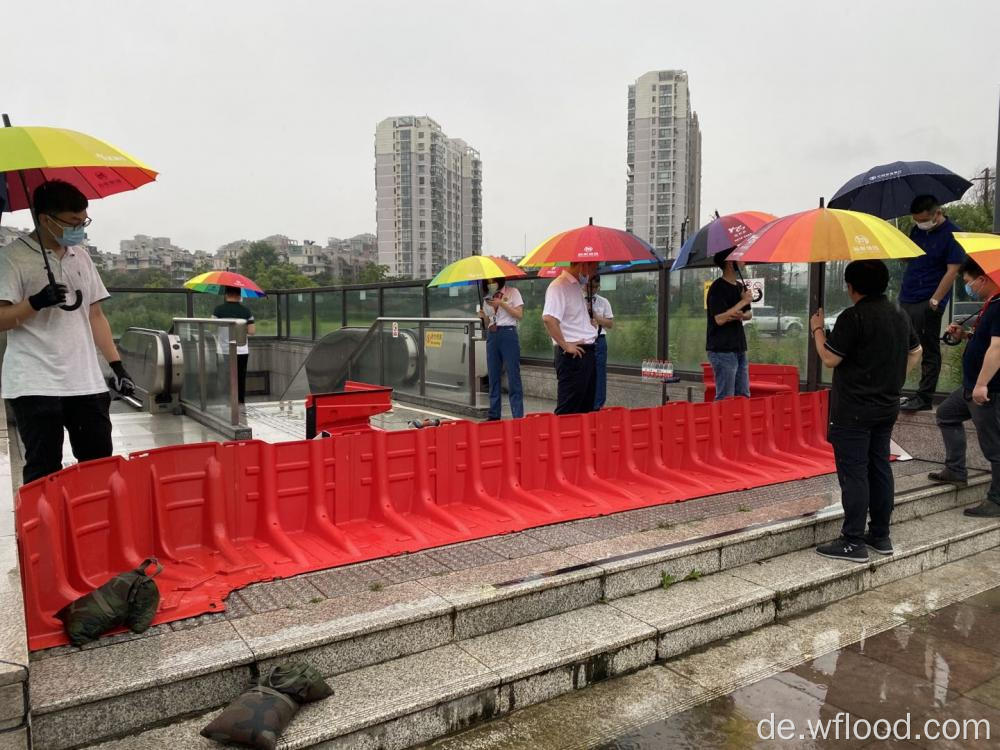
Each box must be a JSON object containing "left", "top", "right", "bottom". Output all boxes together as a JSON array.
[
  {"left": 427, "top": 255, "right": 526, "bottom": 288},
  {"left": 729, "top": 208, "right": 923, "bottom": 263},
  {"left": 671, "top": 211, "right": 777, "bottom": 270},
  {"left": 518, "top": 218, "right": 660, "bottom": 267},
  {"left": 184, "top": 271, "right": 266, "bottom": 298}
]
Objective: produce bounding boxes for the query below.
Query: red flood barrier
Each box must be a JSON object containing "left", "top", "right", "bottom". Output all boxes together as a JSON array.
[
  {"left": 16, "top": 392, "right": 836, "bottom": 650},
  {"left": 305, "top": 382, "right": 393, "bottom": 438},
  {"left": 701, "top": 363, "right": 800, "bottom": 402}
]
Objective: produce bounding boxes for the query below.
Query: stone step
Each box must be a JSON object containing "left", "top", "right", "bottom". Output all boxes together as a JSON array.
[{"left": 82, "top": 504, "right": 1000, "bottom": 750}]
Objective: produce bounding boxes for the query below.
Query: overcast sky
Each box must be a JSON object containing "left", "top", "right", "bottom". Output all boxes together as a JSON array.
[{"left": 4, "top": 0, "right": 999, "bottom": 257}]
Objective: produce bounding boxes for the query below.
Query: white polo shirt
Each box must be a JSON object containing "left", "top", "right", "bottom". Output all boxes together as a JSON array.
[
  {"left": 542, "top": 271, "right": 598, "bottom": 345},
  {"left": 591, "top": 294, "right": 613, "bottom": 337},
  {"left": 484, "top": 285, "right": 524, "bottom": 327},
  {"left": 0, "top": 237, "right": 110, "bottom": 399}
]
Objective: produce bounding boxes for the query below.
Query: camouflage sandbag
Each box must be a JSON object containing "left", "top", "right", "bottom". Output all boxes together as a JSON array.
[
  {"left": 266, "top": 662, "right": 334, "bottom": 703},
  {"left": 55, "top": 558, "right": 163, "bottom": 646},
  {"left": 200, "top": 686, "right": 299, "bottom": 750}
]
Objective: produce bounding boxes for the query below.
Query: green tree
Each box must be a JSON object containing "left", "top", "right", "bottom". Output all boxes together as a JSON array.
[
  {"left": 237, "top": 241, "right": 282, "bottom": 279},
  {"left": 359, "top": 262, "right": 390, "bottom": 283}
]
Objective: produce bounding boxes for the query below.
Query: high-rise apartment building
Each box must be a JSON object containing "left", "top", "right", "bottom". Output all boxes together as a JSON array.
[
  {"left": 375, "top": 116, "right": 482, "bottom": 279},
  {"left": 625, "top": 70, "right": 702, "bottom": 258}
]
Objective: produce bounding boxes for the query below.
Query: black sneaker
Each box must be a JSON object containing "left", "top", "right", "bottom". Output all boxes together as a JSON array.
[
  {"left": 928, "top": 470, "right": 968, "bottom": 487},
  {"left": 900, "top": 397, "right": 932, "bottom": 412},
  {"left": 864, "top": 535, "right": 894, "bottom": 556},
  {"left": 816, "top": 538, "right": 869, "bottom": 563},
  {"left": 964, "top": 501, "right": 1000, "bottom": 518}
]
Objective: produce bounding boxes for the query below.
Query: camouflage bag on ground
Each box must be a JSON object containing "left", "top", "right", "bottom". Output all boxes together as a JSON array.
[
  {"left": 55, "top": 558, "right": 163, "bottom": 646},
  {"left": 200, "top": 686, "right": 299, "bottom": 750},
  {"left": 266, "top": 661, "right": 334, "bottom": 703}
]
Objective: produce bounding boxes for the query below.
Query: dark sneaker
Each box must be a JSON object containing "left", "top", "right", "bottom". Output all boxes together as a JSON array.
[
  {"left": 864, "top": 535, "right": 894, "bottom": 556},
  {"left": 928, "top": 470, "right": 968, "bottom": 487},
  {"left": 963, "top": 501, "right": 1000, "bottom": 518},
  {"left": 900, "top": 397, "right": 932, "bottom": 412},
  {"left": 816, "top": 538, "right": 869, "bottom": 563}
]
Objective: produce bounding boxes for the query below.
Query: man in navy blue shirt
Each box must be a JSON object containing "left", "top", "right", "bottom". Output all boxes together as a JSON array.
[
  {"left": 929, "top": 257, "right": 1000, "bottom": 518},
  {"left": 899, "top": 194, "right": 965, "bottom": 411}
]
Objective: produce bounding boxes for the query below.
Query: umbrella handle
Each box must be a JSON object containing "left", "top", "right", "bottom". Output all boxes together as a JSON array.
[{"left": 60, "top": 289, "right": 83, "bottom": 311}]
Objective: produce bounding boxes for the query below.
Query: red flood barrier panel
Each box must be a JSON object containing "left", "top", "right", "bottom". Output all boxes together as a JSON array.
[
  {"left": 701, "top": 363, "right": 800, "bottom": 402},
  {"left": 16, "top": 392, "right": 836, "bottom": 650}
]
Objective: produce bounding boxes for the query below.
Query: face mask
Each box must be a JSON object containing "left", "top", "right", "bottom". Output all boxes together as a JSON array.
[
  {"left": 915, "top": 219, "right": 937, "bottom": 231},
  {"left": 578, "top": 274, "right": 589, "bottom": 286},
  {"left": 48, "top": 218, "right": 86, "bottom": 247},
  {"left": 966, "top": 282, "right": 979, "bottom": 300}
]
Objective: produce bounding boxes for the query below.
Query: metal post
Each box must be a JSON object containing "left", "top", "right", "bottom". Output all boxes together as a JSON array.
[
  {"left": 377, "top": 320, "right": 385, "bottom": 387},
  {"left": 422, "top": 284, "right": 430, "bottom": 318},
  {"left": 378, "top": 286, "right": 385, "bottom": 318},
  {"left": 275, "top": 294, "right": 283, "bottom": 340},
  {"left": 229, "top": 330, "right": 239, "bottom": 426},
  {"left": 418, "top": 321, "right": 426, "bottom": 397},
  {"left": 341, "top": 291, "right": 348, "bottom": 328},
  {"left": 467, "top": 323, "right": 476, "bottom": 406},
  {"left": 805, "top": 262, "right": 826, "bottom": 391},
  {"left": 185, "top": 291, "right": 194, "bottom": 317},
  {"left": 994, "top": 91, "right": 1000, "bottom": 233},
  {"left": 310, "top": 292, "right": 317, "bottom": 340},
  {"left": 196, "top": 322, "right": 207, "bottom": 411},
  {"left": 657, "top": 266, "right": 669, "bottom": 405}
]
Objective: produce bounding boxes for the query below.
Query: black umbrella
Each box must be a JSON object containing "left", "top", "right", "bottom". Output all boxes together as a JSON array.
[{"left": 829, "top": 160, "right": 972, "bottom": 219}]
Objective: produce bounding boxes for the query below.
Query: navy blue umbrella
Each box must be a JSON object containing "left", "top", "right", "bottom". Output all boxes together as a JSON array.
[
  {"left": 829, "top": 160, "right": 972, "bottom": 219},
  {"left": 670, "top": 211, "right": 776, "bottom": 271}
]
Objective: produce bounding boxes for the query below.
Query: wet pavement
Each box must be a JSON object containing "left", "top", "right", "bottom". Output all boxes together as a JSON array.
[{"left": 428, "top": 584, "right": 1000, "bottom": 750}]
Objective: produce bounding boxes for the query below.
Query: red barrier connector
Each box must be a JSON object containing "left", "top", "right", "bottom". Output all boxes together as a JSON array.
[
  {"left": 305, "top": 381, "right": 393, "bottom": 438},
  {"left": 16, "top": 392, "right": 837, "bottom": 650}
]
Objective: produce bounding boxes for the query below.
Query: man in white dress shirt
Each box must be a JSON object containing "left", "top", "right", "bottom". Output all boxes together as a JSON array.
[{"left": 542, "top": 261, "right": 599, "bottom": 415}]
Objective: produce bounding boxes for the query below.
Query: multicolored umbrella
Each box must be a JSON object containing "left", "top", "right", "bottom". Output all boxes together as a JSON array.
[
  {"left": 518, "top": 218, "right": 660, "bottom": 267},
  {"left": 427, "top": 255, "right": 526, "bottom": 288},
  {"left": 952, "top": 233, "right": 1000, "bottom": 287},
  {"left": 729, "top": 207, "right": 924, "bottom": 263},
  {"left": 0, "top": 121, "right": 158, "bottom": 211},
  {"left": 184, "top": 271, "right": 266, "bottom": 298},
  {"left": 829, "top": 160, "right": 972, "bottom": 219},
  {"left": 671, "top": 211, "right": 777, "bottom": 271}
]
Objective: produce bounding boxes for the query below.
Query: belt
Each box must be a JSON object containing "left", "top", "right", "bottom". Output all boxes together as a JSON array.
[{"left": 494, "top": 325, "right": 517, "bottom": 329}]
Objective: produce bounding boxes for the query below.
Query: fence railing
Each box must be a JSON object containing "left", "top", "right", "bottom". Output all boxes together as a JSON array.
[{"left": 108, "top": 263, "right": 974, "bottom": 396}]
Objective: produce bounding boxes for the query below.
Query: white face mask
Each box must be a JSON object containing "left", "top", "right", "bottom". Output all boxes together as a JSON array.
[{"left": 915, "top": 219, "right": 937, "bottom": 231}]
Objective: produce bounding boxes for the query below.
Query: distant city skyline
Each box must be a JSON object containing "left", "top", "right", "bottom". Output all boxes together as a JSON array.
[{"left": 2, "top": 2, "right": 998, "bottom": 262}]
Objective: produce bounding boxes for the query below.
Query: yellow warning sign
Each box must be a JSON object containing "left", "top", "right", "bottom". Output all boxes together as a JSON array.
[{"left": 425, "top": 331, "right": 444, "bottom": 348}]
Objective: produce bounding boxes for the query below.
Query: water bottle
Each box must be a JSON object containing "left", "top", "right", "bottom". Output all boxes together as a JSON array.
[
  {"left": 641, "top": 359, "right": 649, "bottom": 380},
  {"left": 665, "top": 360, "right": 674, "bottom": 379}
]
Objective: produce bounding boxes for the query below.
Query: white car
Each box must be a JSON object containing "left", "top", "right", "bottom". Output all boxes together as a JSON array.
[
  {"left": 745, "top": 306, "right": 804, "bottom": 336},
  {"left": 824, "top": 309, "right": 846, "bottom": 331}
]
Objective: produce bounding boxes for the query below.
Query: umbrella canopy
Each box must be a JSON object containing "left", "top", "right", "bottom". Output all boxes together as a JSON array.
[
  {"left": 671, "top": 211, "right": 776, "bottom": 271},
  {"left": 729, "top": 207, "right": 924, "bottom": 263},
  {"left": 953, "top": 233, "right": 1000, "bottom": 287},
  {"left": 0, "top": 124, "right": 158, "bottom": 211},
  {"left": 184, "top": 271, "right": 265, "bottom": 298},
  {"left": 518, "top": 218, "right": 660, "bottom": 267},
  {"left": 427, "top": 255, "right": 526, "bottom": 288},
  {"left": 828, "top": 160, "right": 972, "bottom": 219}
]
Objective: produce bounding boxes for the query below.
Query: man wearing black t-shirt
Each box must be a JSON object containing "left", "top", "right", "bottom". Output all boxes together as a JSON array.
[
  {"left": 213, "top": 287, "right": 256, "bottom": 404},
  {"left": 706, "top": 252, "right": 753, "bottom": 400},
  {"left": 929, "top": 257, "right": 1000, "bottom": 518},
  {"left": 810, "top": 260, "right": 922, "bottom": 562}
]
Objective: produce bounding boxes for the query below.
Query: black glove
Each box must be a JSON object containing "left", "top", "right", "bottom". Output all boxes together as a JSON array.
[
  {"left": 28, "top": 283, "right": 68, "bottom": 311},
  {"left": 109, "top": 361, "right": 136, "bottom": 397}
]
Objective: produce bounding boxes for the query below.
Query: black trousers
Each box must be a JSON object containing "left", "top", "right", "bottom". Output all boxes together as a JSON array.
[
  {"left": 9, "top": 393, "right": 113, "bottom": 485},
  {"left": 901, "top": 300, "right": 944, "bottom": 403},
  {"left": 936, "top": 387, "right": 1000, "bottom": 503},
  {"left": 237, "top": 353, "right": 249, "bottom": 404},
  {"left": 828, "top": 419, "right": 895, "bottom": 545},
  {"left": 553, "top": 345, "right": 596, "bottom": 415}
]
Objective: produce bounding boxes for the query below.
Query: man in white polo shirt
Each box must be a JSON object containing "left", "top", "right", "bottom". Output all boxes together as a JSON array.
[
  {"left": 0, "top": 180, "right": 134, "bottom": 484},
  {"left": 542, "top": 261, "right": 599, "bottom": 415}
]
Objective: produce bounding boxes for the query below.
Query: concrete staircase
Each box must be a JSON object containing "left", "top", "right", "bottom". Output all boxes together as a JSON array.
[{"left": 21, "top": 472, "right": 994, "bottom": 750}]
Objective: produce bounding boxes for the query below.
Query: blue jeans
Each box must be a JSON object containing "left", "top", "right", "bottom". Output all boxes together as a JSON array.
[
  {"left": 486, "top": 327, "right": 524, "bottom": 419},
  {"left": 707, "top": 351, "right": 750, "bottom": 400},
  {"left": 594, "top": 335, "right": 608, "bottom": 410}
]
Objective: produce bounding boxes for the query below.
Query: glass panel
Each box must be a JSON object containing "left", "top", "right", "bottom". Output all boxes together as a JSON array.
[
  {"left": 346, "top": 289, "right": 379, "bottom": 327},
  {"left": 599, "top": 271, "right": 658, "bottom": 366},
  {"left": 669, "top": 265, "right": 809, "bottom": 376},
  {"left": 175, "top": 320, "right": 242, "bottom": 425},
  {"left": 383, "top": 285, "right": 424, "bottom": 318},
  {"left": 103, "top": 291, "right": 187, "bottom": 337},
  {"left": 287, "top": 293, "right": 312, "bottom": 338},
  {"left": 428, "top": 283, "right": 478, "bottom": 318},
  {"left": 315, "top": 291, "right": 344, "bottom": 338},
  {"left": 513, "top": 278, "right": 552, "bottom": 359},
  {"left": 192, "top": 293, "right": 277, "bottom": 337}
]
